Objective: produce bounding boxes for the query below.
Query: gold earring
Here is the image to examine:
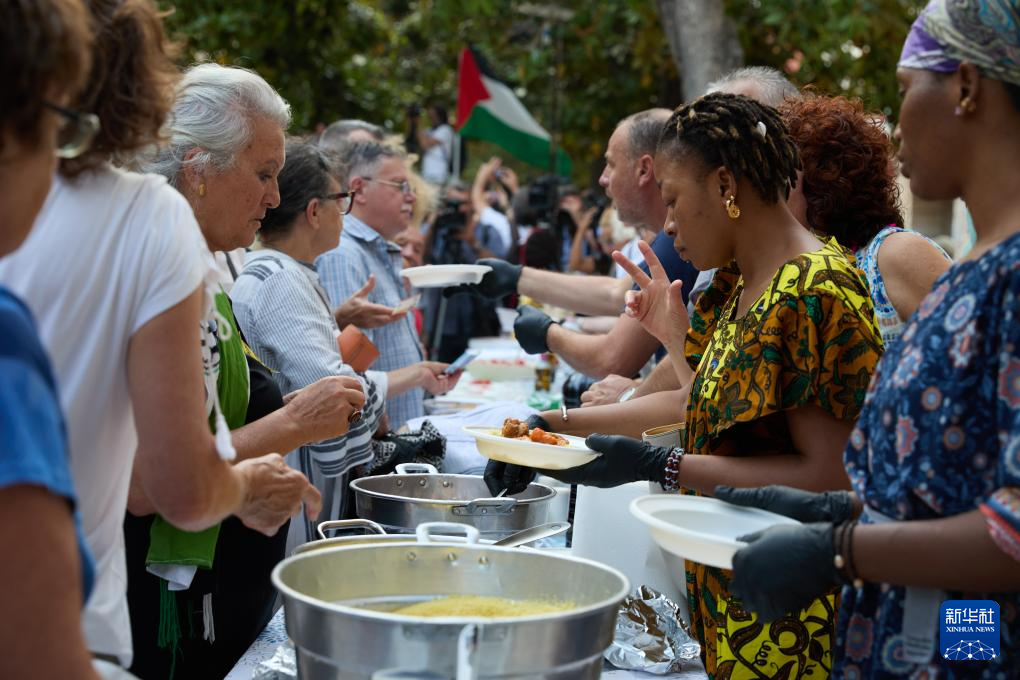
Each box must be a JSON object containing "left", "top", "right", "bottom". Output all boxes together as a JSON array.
[
  {"left": 725, "top": 195, "right": 741, "bottom": 219},
  {"left": 955, "top": 96, "right": 977, "bottom": 116},
  {"left": 198, "top": 183, "right": 206, "bottom": 197}
]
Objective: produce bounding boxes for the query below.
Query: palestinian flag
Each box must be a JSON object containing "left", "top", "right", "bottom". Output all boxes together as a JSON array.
[{"left": 456, "top": 47, "right": 572, "bottom": 175}]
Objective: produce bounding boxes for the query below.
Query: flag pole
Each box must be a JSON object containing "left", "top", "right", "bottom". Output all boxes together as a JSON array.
[{"left": 452, "top": 133, "right": 462, "bottom": 181}]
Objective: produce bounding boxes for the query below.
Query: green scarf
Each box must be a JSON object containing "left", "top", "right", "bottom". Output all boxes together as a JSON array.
[{"left": 147, "top": 291, "right": 249, "bottom": 669}]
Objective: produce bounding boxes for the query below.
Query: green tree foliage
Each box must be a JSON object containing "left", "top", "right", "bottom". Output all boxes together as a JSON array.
[
  {"left": 161, "top": 0, "right": 924, "bottom": 183},
  {"left": 725, "top": 0, "right": 927, "bottom": 117},
  {"left": 161, "top": 0, "right": 679, "bottom": 183}
]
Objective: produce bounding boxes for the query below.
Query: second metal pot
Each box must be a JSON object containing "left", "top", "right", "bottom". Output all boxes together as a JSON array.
[
  {"left": 350, "top": 463, "right": 557, "bottom": 537},
  {"left": 273, "top": 523, "right": 630, "bottom": 679}
]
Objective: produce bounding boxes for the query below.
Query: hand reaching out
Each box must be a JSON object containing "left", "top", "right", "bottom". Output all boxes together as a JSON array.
[
  {"left": 235, "top": 454, "right": 322, "bottom": 535},
  {"left": 580, "top": 374, "right": 637, "bottom": 407},
  {"left": 418, "top": 361, "right": 462, "bottom": 395},
  {"left": 282, "top": 375, "right": 366, "bottom": 442},
  {"left": 613, "top": 240, "right": 690, "bottom": 350},
  {"left": 333, "top": 275, "right": 407, "bottom": 329}
]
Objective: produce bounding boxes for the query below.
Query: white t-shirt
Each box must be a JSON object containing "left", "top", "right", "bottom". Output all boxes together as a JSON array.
[
  {"left": 614, "top": 237, "right": 645, "bottom": 279},
  {"left": 422, "top": 123, "right": 455, "bottom": 184},
  {"left": 479, "top": 206, "right": 514, "bottom": 252},
  {"left": 0, "top": 165, "right": 208, "bottom": 664}
]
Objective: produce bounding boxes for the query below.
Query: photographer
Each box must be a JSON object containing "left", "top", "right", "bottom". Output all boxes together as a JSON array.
[
  {"left": 422, "top": 187, "right": 501, "bottom": 361},
  {"left": 512, "top": 176, "right": 582, "bottom": 272},
  {"left": 408, "top": 103, "right": 455, "bottom": 186},
  {"left": 471, "top": 157, "right": 517, "bottom": 259},
  {"left": 567, "top": 191, "right": 609, "bottom": 275}
]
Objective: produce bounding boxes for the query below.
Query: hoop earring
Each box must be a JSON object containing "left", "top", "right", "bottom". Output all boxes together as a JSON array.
[
  {"left": 725, "top": 195, "right": 741, "bottom": 219},
  {"left": 198, "top": 183, "right": 207, "bottom": 197}
]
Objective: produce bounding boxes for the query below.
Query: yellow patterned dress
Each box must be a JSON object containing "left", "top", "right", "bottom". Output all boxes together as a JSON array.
[{"left": 682, "top": 239, "right": 883, "bottom": 679}]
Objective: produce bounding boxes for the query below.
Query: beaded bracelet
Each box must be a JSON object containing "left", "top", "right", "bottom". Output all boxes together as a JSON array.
[
  {"left": 661, "top": 446, "right": 685, "bottom": 492},
  {"left": 832, "top": 520, "right": 864, "bottom": 588}
]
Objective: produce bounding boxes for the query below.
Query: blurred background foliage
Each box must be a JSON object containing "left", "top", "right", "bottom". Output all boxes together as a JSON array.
[{"left": 160, "top": 0, "right": 926, "bottom": 185}]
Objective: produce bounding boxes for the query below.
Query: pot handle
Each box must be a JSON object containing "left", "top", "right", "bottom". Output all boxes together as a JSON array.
[
  {"left": 316, "top": 518, "right": 386, "bottom": 540},
  {"left": 415, "top": 522, "right": 481, "bottom": 545},
  {"left": 396, "top": 462, "right": 439, "bottom": 475},
  {"left": 451, "top": 497, "right": 518, "bottom": 516}
]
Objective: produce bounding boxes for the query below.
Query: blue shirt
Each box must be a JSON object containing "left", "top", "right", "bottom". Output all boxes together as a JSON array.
[
  {"left": 316, "top": 215, "right": 425, "bottom": 428},
  {"left": 838, "top": 232, "right": 1020, "bottom": 678},
  {"left": 0, "top": 286, "right": 93, "bottom": 602},
  {"left": 640, "top": 231, "right": 700, "bottom": 360},
  {"left": 638, "top": 230, "right": 699, "bottom": 304}
]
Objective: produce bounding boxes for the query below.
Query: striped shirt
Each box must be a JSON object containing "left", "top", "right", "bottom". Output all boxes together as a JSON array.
[
  {"left": 230, "top": 249, "right": 387, "bottom": 527},
  {"left": 316, "top": 214, "right": 425, "bottom": 428}
]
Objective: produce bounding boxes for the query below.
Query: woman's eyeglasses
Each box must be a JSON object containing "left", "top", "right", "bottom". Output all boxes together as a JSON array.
[
  {"left": 43, "top": 101, "right": 100, "bottom": 159},
  {"left": 321, "top": 191, "right": 356, "bottom": 215}
]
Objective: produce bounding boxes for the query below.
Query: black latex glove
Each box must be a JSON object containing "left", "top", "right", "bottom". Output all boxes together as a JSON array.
[
  {"left": 483, "top": 414, "right": 550, "bottom": 496},
  {"left": 543, "top": 433, "right": 671, "bottom": 488},
  {"left": 730, "top": 522, "right": 841, "bottom": 622},
  {"left": 514, "top": 305, "right": 557, "bottom": 354},
  {"left": 714, "top": 485, "right": 855, "bottom": 524},
  {"left": 444, "top": 258, "right": 522, "bottom": 299}
]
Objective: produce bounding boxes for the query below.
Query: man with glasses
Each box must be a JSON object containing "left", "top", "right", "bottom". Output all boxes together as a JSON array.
[{"left": 317, "top": 140, "right": 428, "bottom": 428}]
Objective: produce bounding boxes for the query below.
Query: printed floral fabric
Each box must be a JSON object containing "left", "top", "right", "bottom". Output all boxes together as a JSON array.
[
  {"left": 838, "top": 232, "right": 1020, "bottom": 679},
  {"left": 854, "top": 226, "right": 950, "bottom": 346},
  {"left": 682, "top": 238, "right": 884, "bottom": 678}
]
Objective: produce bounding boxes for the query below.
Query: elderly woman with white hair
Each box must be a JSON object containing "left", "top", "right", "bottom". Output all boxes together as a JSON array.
[{"left": 121, "top": 63, "right": 365, "bottom": 678}]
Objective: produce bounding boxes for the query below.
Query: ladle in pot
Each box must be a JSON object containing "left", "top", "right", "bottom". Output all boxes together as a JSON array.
[{"left": 491, "top": 521, "right": 570, "bottom": 547}]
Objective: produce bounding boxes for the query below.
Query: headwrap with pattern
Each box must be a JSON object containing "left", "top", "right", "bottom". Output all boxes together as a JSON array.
[{"left": 899, "top": 0, "right": 1020, "bottom": 86}]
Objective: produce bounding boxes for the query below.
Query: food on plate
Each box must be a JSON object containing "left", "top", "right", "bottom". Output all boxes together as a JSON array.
[
  {"left": 392, "top": 595, "right": 574, "bottom": 618},
  {"left": 500, "top": 418, "right": 569, "bottom": 446}
]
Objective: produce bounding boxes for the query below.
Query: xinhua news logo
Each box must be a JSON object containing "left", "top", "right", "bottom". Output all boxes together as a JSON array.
[{"left": 940, "top": 600, "right": 1000, "bottom": 661}]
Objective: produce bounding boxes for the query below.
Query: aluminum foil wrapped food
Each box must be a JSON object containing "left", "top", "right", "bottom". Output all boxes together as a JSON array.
[
  {"left": 604, "top": 585, "right": 701, "bottom": 674},
  {"left": 252, "top": 641, "right": 297, "bottom": 680}
]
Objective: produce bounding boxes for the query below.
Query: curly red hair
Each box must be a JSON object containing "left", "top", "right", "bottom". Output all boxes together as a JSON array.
[{"left": 781, "top": 95, "right": 902, "bottom": 251}]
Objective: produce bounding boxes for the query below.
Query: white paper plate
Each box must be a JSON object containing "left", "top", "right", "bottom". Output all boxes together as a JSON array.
[
  {"left": 463, "top": 426, "right": 600, "bottom": 470},
  {"left": 400, "top": 264, "right": 492, "bottom": 288},
  {"left": 629, "top": 494, "right": 800, "bottom": 569}
]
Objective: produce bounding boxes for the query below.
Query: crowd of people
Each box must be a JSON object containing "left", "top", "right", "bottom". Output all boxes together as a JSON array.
[{"left": 1, "top": 0, "right": 1018, "bottom": 678}]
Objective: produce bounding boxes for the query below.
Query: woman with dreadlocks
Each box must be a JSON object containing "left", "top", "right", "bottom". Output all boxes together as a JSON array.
[{"left": 537, "top": 92, "right": 885, "bottom": 678}]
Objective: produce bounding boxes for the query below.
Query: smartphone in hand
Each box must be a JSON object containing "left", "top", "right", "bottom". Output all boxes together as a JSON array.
[{"left": 443, "top": 349, "right": 480, "bottom": 375}]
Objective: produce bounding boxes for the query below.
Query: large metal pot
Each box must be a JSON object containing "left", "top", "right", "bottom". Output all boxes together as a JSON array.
[
  {"left": 273, "top": 523, "right": 630, "bottom": 679},
  {"left": 293, "top": 519, "right": 570, "bottom": 556},
  {"left": 350, "top": 463, "right": 557, "bottom": 537}
]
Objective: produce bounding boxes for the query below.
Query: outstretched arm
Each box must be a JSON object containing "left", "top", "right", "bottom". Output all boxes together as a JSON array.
[
  {"left": 546, "top": 312, "right": 660, "bottom": 379},
  {"left": 518, "top": 267, "right": 632, "bottom": 316},
  {"left": 540, "top": 385, "right": 691, "bottom": 439},
  {"left": 0, "top": 487, "right": 101, "bottom": 680},
  {"left": 853, "top": 509, "right": 1020, "bottom": 590}
]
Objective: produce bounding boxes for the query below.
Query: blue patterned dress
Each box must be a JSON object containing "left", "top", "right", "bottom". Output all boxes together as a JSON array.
[{"left": 837, "top": 232, "right": 1020, "bottom": 679}]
